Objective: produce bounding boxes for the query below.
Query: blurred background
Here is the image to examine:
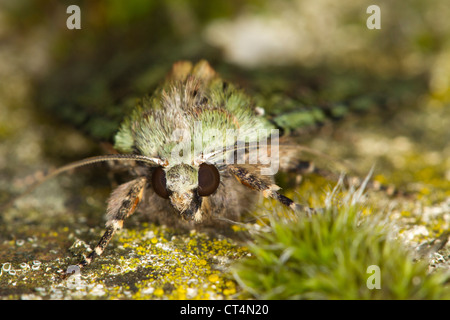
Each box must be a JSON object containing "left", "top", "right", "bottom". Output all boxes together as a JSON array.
[{"left": 0, "top": 0, "right": 449, "bottom": 300}]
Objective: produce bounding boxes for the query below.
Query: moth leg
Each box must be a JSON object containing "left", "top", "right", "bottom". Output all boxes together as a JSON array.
[
  {"left": 76, "top": 177, "right": 147, "bottom": 269},
  {"left": 228, "top": 165, "right": 316, "bottom": 216}
]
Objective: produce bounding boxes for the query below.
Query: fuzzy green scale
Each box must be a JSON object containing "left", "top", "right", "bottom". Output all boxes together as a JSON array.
[{"left": 114, "top": 61, "right": 274, "bottom": 164}]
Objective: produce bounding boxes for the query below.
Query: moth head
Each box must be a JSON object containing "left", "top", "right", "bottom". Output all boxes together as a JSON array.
[{"left": 151, "top": 163, "right": 220, "bottom": 221}]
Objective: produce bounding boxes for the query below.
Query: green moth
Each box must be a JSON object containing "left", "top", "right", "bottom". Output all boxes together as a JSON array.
[{"left": 14, "top": 61, "right": 317, "bottom": 270}]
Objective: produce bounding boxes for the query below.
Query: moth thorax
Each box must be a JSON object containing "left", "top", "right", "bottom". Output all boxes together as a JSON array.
[{"left": 165, "top": 164, "right": 198, "bottom": 193}]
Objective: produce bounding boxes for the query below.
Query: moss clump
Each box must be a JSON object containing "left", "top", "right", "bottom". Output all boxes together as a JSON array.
[{"left": 233, "top": 197, "right": 450, "bottom": 299}]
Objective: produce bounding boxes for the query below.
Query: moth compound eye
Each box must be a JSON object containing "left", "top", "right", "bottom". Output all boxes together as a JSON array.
[
  {"left": 152, "top": 167, "right": 170, "bottom": 199},
  {"left": 197, "top": 163, "right": 220, "bottom": 196}
]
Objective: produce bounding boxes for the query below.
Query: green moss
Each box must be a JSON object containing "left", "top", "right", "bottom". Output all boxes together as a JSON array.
[{"left": 233, "top": 200, "right": 450, "bottom": 299}]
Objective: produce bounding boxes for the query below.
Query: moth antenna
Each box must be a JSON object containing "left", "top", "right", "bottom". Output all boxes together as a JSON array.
[
  {"left": 204, "top": 142, "right": 257, "bottom": 163},
  {"left": 2, "top": 154, "right": 165, "bottom": 211}
]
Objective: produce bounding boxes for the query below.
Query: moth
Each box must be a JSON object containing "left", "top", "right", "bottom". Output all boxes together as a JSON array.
[{"left": 12, "top": 60, "right": 330, "bottom": 270}]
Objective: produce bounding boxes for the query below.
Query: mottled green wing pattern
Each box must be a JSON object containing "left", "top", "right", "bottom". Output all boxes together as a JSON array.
[
  {"left": 37, "top": 56, "right": 427, "bottom": 145},
  {"left": 114, "top": 61, "right": 274, "bottom": 162},
  {"left": 225, "top": 66, "right": 427, "bottom": 136}
]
